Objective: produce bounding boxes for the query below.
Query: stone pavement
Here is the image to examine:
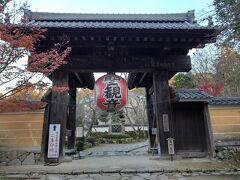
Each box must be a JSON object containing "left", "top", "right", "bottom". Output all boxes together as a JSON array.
[
  {"left": 1, "top": 172, "right": 239, "bottom": 180},
  {"left": 1, "top": 142, "right": 240, "bottom": 179},
  {"left": 80, "top": 141, "right": 148, "bottom": 157},
  {"left": 1, "top": 156, "right": 240, "bottom": 179}
]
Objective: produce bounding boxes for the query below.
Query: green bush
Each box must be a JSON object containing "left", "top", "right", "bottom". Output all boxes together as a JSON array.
[
  {"left": 76, "top": 141, "right": 84, "bottom": 151},
  {"left": 76, "top": 137, "right": 84, "bottom": 141},
  {"left": 125, "top": 131, "right": 137, "bottom": 138},
  {"left": 116, "top": 139, "right": 123, "bottom": 144},
  {"left": 86, "top": 137, "right": 96, "bottom": 146},
  {"left": 125, "top": 131, "right": 148, "bottom": 139},
  {"left": 99, "top": 138, "right": 106, "bottom": 144},
  {"left": 101, "top": 133, "right": 130, "bottom": 139},
  {"left": 90, "top": 131, "right": 108, "bottom": 138},
  {"left": 76, "top": 137, "right": 85, "bottom": 151}
]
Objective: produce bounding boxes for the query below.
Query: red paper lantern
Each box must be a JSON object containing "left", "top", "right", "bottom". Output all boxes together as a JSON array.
[{"left": 94, "top": 74, "right": 128, "bottom": 112}]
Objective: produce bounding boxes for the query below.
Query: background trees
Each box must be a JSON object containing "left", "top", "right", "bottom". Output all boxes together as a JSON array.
[
  {"left": 0, "top": 0, "right": 71, "bottom": 103},
  {"left": 171, "top": 72, "right": 195, "bottom": 89},
  {"left": 216, "top": 46, "right": 240, "bottom": 95},
  {"left": 213, "top": 0, "right": 240, "bottom": 46},
  {"left": 172, "top": 1, "right": 240, "bottom": 96}
]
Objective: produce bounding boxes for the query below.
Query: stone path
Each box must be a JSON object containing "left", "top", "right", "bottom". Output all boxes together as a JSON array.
[
  {"left": 1, "top": 171, "right": 239, "bottom": 179},
  {"left": 1, "top": 142, "right": 240, "bottom": 179},
  {"left": 1, "top": 156, "right": 240, "bottom": 179},
  {"left": 80, "top": 141, "right": 149, "bottom": 157}
]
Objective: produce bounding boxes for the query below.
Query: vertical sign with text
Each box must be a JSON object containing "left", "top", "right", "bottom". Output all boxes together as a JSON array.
[{"left": 47, "top": 124, "right": 61, "bottom": 158}]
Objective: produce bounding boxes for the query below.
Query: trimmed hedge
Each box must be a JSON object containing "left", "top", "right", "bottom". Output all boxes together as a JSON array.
[{"left": 101, "top": 133, "right": 131, "bottom": 139}]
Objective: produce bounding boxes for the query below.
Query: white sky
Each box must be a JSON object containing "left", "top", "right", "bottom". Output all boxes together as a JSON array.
[{"left": 25, "top": 0, "right": 213, "bottom": 16}]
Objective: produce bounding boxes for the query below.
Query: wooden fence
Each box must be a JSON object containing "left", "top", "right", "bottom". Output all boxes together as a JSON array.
[
  {"left": 0, "top": 105, "right": 239, "bottom": 147},
  {"left": 0, "top": 112, "right": 43, "bottom": 147},
  {"left": 209, "top": 106, "right": 240, "bottom": 141}
]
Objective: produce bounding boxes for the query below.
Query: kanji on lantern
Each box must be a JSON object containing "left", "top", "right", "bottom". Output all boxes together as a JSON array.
[{"left": 95, "top": 74, "right": 128, "bottom": 111}]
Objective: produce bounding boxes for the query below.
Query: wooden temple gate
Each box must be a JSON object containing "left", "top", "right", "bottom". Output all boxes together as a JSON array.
[{"left": 25, "top": 10, "right": 219, "bottom": 162}]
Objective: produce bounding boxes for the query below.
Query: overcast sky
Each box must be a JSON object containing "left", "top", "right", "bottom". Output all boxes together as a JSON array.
[{"left": 25, "top": 0, "right": 213, "bottom": 19}]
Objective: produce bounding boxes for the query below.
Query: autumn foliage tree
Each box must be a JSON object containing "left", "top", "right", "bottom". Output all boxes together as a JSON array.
[
  {"left": 0, "top": 0, "right": 71, "bottom": 112},
  {"left": 0, "top": 83, "right": 47, "bottom": 112}
]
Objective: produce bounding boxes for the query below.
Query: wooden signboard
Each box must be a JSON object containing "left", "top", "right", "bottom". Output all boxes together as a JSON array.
[
  {"left": 47, "top": 124, "right": 61, "bottom": 158},
  {"left": 163, "top": 114, "right": 169, "bottom": 132}
]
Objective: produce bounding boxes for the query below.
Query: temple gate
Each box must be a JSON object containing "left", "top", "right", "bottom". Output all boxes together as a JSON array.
[{"left": 25, "top": 10, "right": 219, "bottom": 162}]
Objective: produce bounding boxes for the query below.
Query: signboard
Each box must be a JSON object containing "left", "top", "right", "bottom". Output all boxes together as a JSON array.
[
  {"left": 151, "top": 128, "right": 157, "bottom": 135},
  {"left": 167, "top": 137, "right": 175, "bottom": 155},
  {"left": 76, "top": 126, "right": 84, "bottom": 137},
  {"left": 47, "top": 124, "right": 61, "bottom": 158},
  {"left": 94, "top": 74, "right": 128, "bottom": 112},
  {"left": 111, "top": 124, "right": 123, "bottom": 133},
  {"left": 163, "top": 114, "right": 169, "bottom": 132}
]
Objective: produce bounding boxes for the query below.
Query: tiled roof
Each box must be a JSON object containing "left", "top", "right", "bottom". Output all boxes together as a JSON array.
[
  {"left": 29, "top": 11, "right": 194, "bottom": 22},
  {"left": 174, "top": 89, "right": 240, "bottom": 105},
  {"left": 209, "top": 97, "right": 240, "bottom": 106},
  {"left": 174, "top": 89, "right": 212, "bottom": 102},
  {"left": 25, "top": 10, "right": 216, "bottom": 30},
  {"left": 28, "top": 21, "right": 208, "bottom": 30}
]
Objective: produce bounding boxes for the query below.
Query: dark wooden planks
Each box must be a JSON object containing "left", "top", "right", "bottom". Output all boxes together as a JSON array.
[
  {"left": 173, "top": 102, "right": 207, "bottom": 156},
  {"left": 67, "top": 55, "right": 191, "bottom": 72}
]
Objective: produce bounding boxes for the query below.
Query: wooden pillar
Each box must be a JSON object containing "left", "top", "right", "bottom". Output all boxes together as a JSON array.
[
  {"left": 47, "top": 70, "right": 69, "bottom": 162},
  {"left": 67, "top": 87, "right": 76, "bottom": 149},
  {"left": 40, "top": 91, "right": 52, "bottom": 162},
  {"left": 146, "top": 87, "right": 154, "bottom": 148},
  {"left": 40, "top": 103, "right": 50, "bottom": 162},
  {"left": 203, "top": 103, "right": 214, "bottom": 156},
  {"left": 152, "top": 71, "right": 172, "bottom": 155}
]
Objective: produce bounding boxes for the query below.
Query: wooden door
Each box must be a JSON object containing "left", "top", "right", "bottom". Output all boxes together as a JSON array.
[{"left": 173, "top": 102, "right": 207, "bottom": 155}]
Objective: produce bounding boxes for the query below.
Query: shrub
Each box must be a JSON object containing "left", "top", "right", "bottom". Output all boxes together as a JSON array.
[
  {"left": 116, "top": 139, "right": 123, "bottom": 144},
  {"left": 107, "top": 140, "right": 114, "bottom": 144},
  {"left": 125, "top": 130, "right": 148, "bottom": 139},
  {"left": 76, "top": 141, "right": 84, "bottom": 151},
  {"left": 86, "top": 137, "right": 96, "bottom": 146},
  {"left": 101, "top": 133, "right": 130, "bottom": 139},
  {"left": 99, "top": 138, "right": 106, "bottom": 144},
  {"left": 125, "top": 131, "right": 137, "bottom": 138}
]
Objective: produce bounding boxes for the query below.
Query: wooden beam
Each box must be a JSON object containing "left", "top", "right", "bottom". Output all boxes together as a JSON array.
[
  {"left": 203, "top": 104, "right": 214, "bottom": 157},
  {"left": 67, "top": 55, "right": 191, "bottom": 72},
  {"left": 152, "top": 71, "right": 172, "bottom": 155}
]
